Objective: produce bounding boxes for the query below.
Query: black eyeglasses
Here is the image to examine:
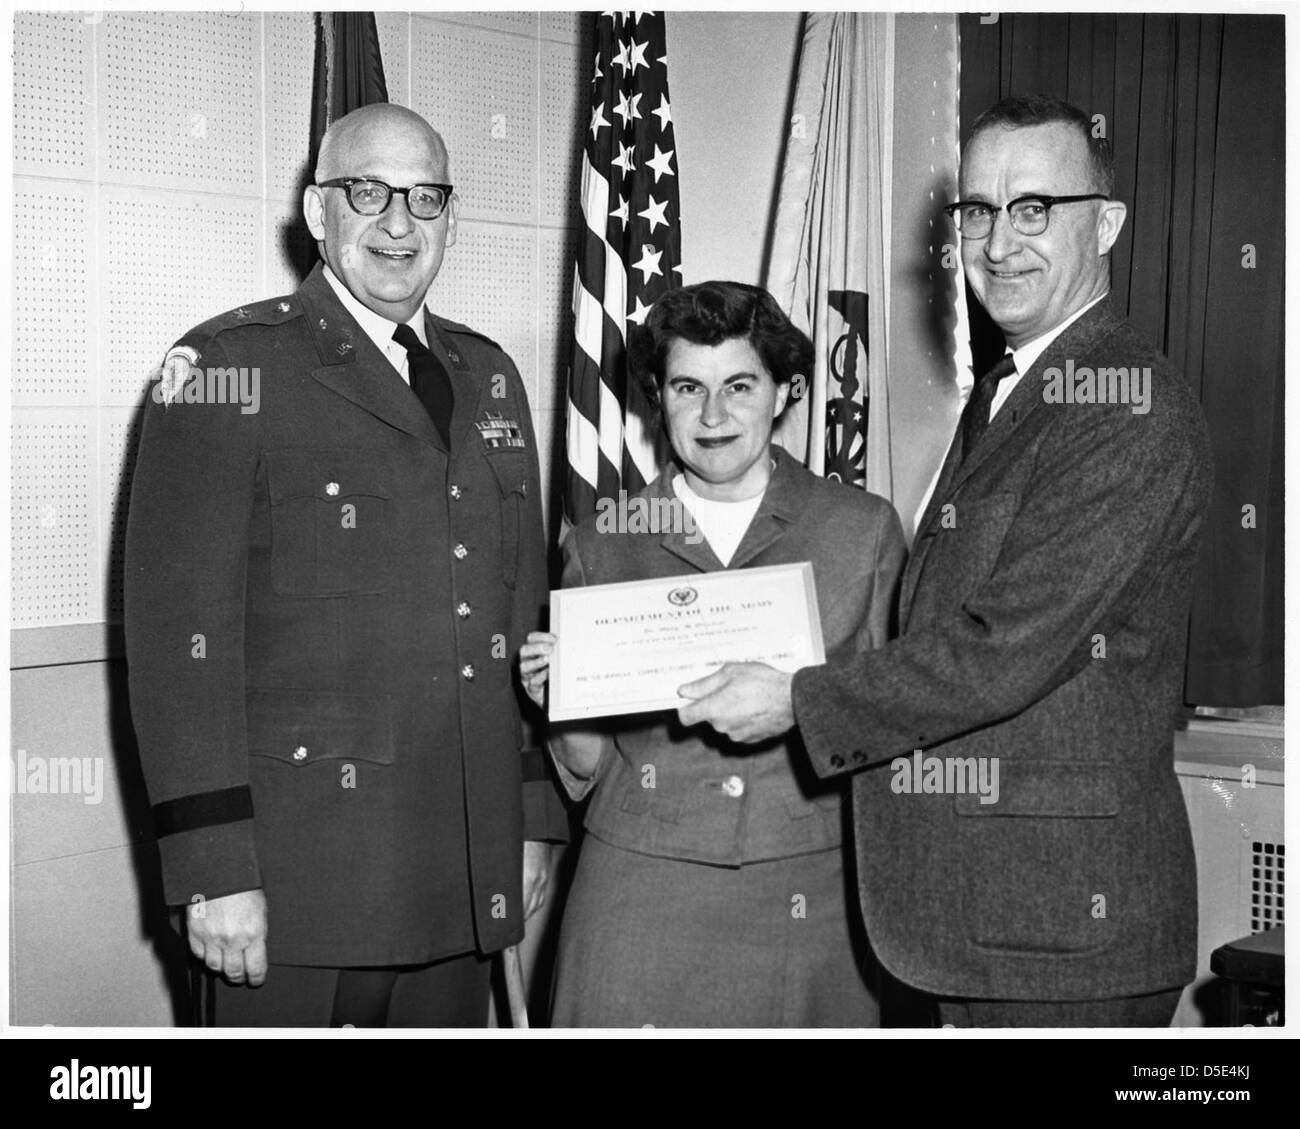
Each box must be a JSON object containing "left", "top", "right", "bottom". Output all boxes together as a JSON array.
[
  {"left": 944, "top": 194, "right": 1109, "bottom": 238},
  {"left": 317, "top": 178, "right": 455, "bottom": 220}
]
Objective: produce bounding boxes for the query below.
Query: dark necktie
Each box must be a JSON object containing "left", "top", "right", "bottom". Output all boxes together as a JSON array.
[
  {"left": 960, "top": 353, "right": 1017, "bottom": 462},
  {"left": 393, "top": 323, "right": 454, "bottom": 447}
]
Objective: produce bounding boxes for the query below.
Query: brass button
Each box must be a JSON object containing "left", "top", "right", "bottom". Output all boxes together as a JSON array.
[
  {"left": 325, "top": 482, "right": 339, "bottom": 496},
  {"left": 461, "top": 664, "right": 476, "bottom": 680},
  {"left": 292, "top": 746, "right": 308, "bottom": 762},
  {"left": 453, "top": 543, "right": 468, "bottom": 560},
  {"left": 721, "top": 775, "right": 745, "bottom": 798},
  {"left": 456, "top": 602, "right": 471, "bottom": 618},
  {"left": 449, "top": 484, "right": 462, "bottom": 499}
]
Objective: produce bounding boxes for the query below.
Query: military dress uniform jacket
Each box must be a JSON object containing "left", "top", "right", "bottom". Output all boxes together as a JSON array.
[
  {"left": 792, "top": 299, "right": 1212, "bottom": 1002},
  {"left": 124, "top": 263, "right": 565, "bottom": 968},
  {"left": 555, "top": 446, "right": 907, "bottom": 864}
]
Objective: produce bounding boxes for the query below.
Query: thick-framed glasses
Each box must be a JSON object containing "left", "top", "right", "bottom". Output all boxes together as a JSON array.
[
  {"left": 944, "top": 193, "right": 1110, "bottom": 238},
  {"left": 317, "top": 178, "right": 454, "bottom": 220}
]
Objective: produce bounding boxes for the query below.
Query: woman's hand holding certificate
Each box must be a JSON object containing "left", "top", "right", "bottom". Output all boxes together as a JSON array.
[{"left": 541, "top": 562, "right": 824, "bottom": 722}]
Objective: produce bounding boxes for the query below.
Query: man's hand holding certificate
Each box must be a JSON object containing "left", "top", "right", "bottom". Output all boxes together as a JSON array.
[{"left": 521, "top": 562, "right": 823, "bottom": 728}]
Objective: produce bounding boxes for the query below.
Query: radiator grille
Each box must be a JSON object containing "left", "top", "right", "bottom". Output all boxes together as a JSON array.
[{"left": 1249, "top": 841, "right": 1285, "bottom": 933}]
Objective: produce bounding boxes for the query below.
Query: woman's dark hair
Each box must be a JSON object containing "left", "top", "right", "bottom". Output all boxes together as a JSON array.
[{"left": 627, "top": 281, "right": 813, "bottom": 412}]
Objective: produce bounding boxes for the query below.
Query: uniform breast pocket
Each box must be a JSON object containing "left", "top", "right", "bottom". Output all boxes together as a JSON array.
[
  {"left": 484, "top": 451, "right": 529, "bottom": 589},
  {"left": 266, "top": 449, "right": 394, "bottom": 598}
]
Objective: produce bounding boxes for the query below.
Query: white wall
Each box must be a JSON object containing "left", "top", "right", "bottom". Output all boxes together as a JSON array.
[{"left": 670, "top": 10, "right": 803, "bottom": 287}]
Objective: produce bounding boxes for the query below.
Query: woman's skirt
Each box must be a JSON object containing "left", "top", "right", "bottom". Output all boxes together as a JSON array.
[{"left": 549, "top": 833, "right": 879, "bottom": 1028}]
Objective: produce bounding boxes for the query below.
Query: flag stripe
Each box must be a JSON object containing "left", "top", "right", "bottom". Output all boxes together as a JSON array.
[{"left": 564, "top": 12, "right": 681, "bottom": 525}]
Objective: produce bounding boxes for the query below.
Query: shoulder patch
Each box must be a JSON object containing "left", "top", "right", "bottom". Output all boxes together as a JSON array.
[{"left": 154, "top": 345, "right": 199, "bottom": 408}]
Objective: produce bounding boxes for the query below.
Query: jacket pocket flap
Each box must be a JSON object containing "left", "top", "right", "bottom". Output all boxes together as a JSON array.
[
  {"left": 954, "top": 760, "right": 1117, "bottom": 817},
  {"left": 246, "top": 688, "right": 396, "bottom": 766},
  {"left": 266, "top": 449, "right": 392, "bottom": 504},
  {"left": 484, "top": 451, "right": 529, "bottom": 498}
]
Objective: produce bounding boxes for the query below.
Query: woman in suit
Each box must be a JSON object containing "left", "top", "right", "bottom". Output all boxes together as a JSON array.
[{"left": 521, "top": 281, "right": 907, "bottom": 1027}]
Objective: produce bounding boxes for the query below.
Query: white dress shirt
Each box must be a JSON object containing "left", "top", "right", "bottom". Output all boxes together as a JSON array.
[
  {"left": 672, "top": 473, "right": 765, "bottom": 566},
  {"left": 321, "top": 264, "right": 429, "bottom": 384},
  {"left": 912, "top": 291, "right": 1108, "bottom": 532}
]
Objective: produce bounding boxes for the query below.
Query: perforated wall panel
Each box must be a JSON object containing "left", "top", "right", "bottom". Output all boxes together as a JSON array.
[
  {"left": 377, "top": 12, "right": 412, "bottom": 108},
  {"left": 12, "top": 414, "right": 101, "bottom": 628},
  {"left": 267, "top": 205, "right": 316, "bottom": 300},
  {"left": 13, "top": 182, "right": 97, "bottom": 406},
  {"left": 538, "top": 226, "right": 579, "bottom": 415},
  {"left": 266, "top": 11, "right": 316, "bottom": 201},
  {"left": 434, "top": 220, "right": 538, "bottom": 403},
  {"left": 14, "top": 11, "right": 585, "bottom": 636},
  {"left": 541, "top": 37, "right": 587, "bottom": 228},
  {"left": 101, "top": 189, "right": 260, "bottom": 403},
  {"left": 411, "top": 21, "right": 539, "bottom": 224},
  {"left": 433, "top": 12, "right": 540, "bottom": 38},
  {"left": 99, "top": 12, "right": 261, "bottom": 197},
  {"left": 540, "top": 12, "right": 586, "bottom": 44},
  {"left": 13, "top": 11, "right": 94, "bottom": 179}
]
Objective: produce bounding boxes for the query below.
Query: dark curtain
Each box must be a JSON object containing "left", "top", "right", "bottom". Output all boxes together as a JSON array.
[
  {"left": 309, "top": 12, "right": 389, "bottom": 176},
  {"left": 959, "top": 13, "right": 1284, "bottom": 706}
]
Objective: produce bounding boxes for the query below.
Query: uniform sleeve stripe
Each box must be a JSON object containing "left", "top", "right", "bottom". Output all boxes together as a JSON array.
[{"left": 152, "top": 786, "right": 254, "bottom": 838}]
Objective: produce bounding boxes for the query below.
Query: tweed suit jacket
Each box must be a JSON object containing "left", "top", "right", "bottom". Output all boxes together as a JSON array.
[
  {"left": 792, "top": 298, "right": 1212, "bottom": 1001},
  {"left": 556, "top": 447, "right": 907, "bottom": 865},
  {"left": 125, "top": 263, "right": 565, "bottom": 968}
]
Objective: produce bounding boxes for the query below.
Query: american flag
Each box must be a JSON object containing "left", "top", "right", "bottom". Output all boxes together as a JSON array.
[{"left": 564, "top": 10, "right": 682, "bottom": 523}]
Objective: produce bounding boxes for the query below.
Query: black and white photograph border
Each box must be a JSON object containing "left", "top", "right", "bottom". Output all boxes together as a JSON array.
[{"left": 1, "top": 0, "right": 1292, "bottom": 1069}]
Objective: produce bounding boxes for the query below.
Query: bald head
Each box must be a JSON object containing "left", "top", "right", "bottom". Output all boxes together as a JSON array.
[
  {"left": 315, "top": 103, "right": 449, "bottom": 182},
  {"left": 304, "top": 102, "right": 458, "bottom": 323}
]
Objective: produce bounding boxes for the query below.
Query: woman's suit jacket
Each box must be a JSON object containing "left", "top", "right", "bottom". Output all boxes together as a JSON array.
[{"left": 555, "top": 445, "right": 906, "bottom": 864}]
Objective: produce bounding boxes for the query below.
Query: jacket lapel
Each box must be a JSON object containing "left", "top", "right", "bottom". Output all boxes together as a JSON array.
[
  {"left": 297, "top": 266, "right": 443, "bottom": 449},
  {"left": 655, "top": 468, "right": 726, "bottom": 572},
  {"left": 425, "top": 312, "right": 483, "bottom": 454},
  {"left": 901, "top": 297, "right": 1122, "bottom": 621},
  {"left": 728, "top": 447, "right": 803, "bottom": 568},
  {"left": 656, "top": 446, "right": 801, "bottom": 573},
  {"left": 945, "top": 297, "right": 1123, "bottom": 496}
]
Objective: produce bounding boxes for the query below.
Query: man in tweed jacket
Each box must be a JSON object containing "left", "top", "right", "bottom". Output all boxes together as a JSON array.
[{"left": 680, "top": 95, "right": 1211, "bottom": 1026}]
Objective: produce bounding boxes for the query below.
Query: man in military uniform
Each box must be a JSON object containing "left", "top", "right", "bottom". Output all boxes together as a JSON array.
[{"left": 125, "top": 103, "right": 565, "bottom": 1026}]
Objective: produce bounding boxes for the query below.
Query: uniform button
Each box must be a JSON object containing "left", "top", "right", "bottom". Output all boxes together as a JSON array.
[
  {"left": 721, "top": 775, "right": 745, "bottom": 798},
  {"left": 292, "top": 746, "right": 308, "bottom": 762},
  {"left": 449, "top": 484, "right": 462, "bottom": 499},
  {"left": 453, "top": 543, "right": 468, "bottom": 560},
  {"left": 830, "top": 754, "right": 846, "bottom": 769},
  {"left": 325, "top": 482, "right": 339, "bottom": 496},
  {"left": 456, "top": 601, "right": 471, "bottom": 618},
  {"left": 461, "top": 664, "right": 476, "bottom": 680}
]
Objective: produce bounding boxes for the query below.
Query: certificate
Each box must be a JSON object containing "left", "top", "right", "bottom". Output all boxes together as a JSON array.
[{"left": 548, "top": 561, "right": 825, "bottom": 721}]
